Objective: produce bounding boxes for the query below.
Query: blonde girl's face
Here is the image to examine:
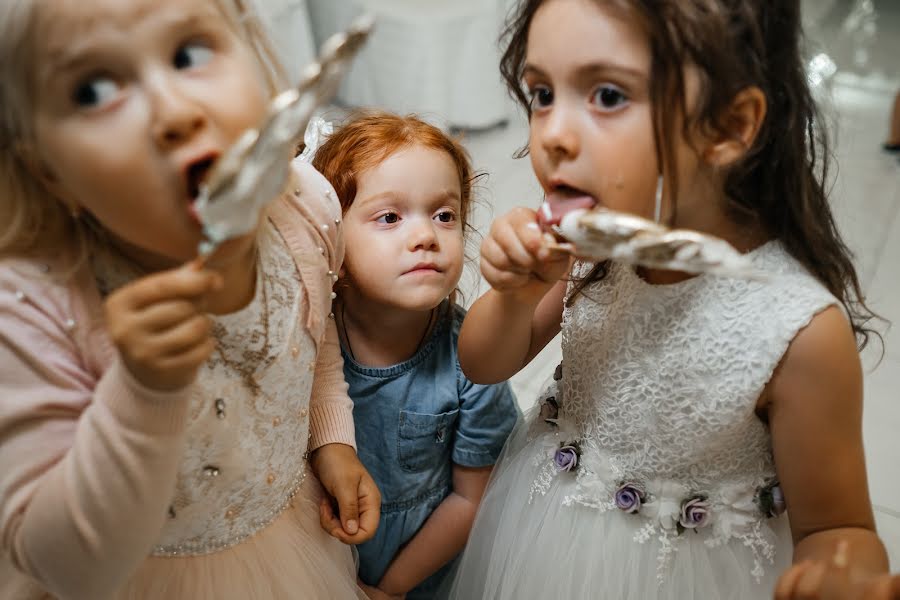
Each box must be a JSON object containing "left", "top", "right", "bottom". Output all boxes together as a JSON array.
[
  {"left": 341, "top": 145, "right": 465, "bottom": 314},
  {"left": 29, "top": 0, "right": 270, "bottom": 268},
  {"left": 525, "top": 0, "right": 703, "bottom": 227}
]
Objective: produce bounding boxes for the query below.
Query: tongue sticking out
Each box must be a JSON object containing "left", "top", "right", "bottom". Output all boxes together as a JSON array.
[{"left": 538, "top": 193, "right": 597, "bottom": 230}]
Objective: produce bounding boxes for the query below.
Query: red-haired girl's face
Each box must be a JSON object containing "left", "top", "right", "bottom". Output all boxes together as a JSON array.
[{"left": 341, "top": 144, "right": 464, "bottom": 313}]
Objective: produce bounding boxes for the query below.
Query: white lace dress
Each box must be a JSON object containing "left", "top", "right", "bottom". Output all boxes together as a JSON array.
[
  {"left": 449, "top": 241, "right": 838, "bottom": 599},
  {"left": 93, "top": 225, "right": 363, "bottom": 599}
]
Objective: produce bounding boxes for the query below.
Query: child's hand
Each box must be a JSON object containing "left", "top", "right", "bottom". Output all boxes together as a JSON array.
[
  {"left": 357, "top": 579, "right": 405, "bottom": 600},
  {"left": 481, "top": 207, "right": 570, "bottom": 302},
  {"left": 105, "top": 262, "right": 222, "bottom": 392},
  {"left": 774, "top": 541, "right": 900, "bottom": 599},
  {"left": 310, "top": 443, "right": 381, "bottom": 544}
]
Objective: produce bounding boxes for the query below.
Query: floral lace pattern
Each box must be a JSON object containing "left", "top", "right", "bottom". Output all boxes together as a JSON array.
[
  {"left": 92, "top": 224, "right": 317, "bottom": 555},
  {"left": 527, "top": 242, "right": 837, "bottom": 581}
]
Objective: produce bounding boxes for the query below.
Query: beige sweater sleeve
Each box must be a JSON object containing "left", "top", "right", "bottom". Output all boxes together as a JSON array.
[
  {"left": 0, "top": 281, "right": 191, "bottom": 600},
  {"left": 283, "top": 160, "right": 356, "bottom": 453},
  {"left": 308, "top": 318, "right": 356, "bottom": 451}
]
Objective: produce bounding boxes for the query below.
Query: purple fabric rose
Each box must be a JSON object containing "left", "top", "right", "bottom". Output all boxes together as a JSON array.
[
  {"left": 614, "top": 483, "right": 645, "bottom": 514},
  {"left": 554, "top": 445, "right": 579, "bottom": 472},
  {"left": 679, "top": 496, "right": 710, "bottom": 529}
]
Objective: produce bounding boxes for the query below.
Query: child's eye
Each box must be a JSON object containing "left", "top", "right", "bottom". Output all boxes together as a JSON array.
[
  {"left": 528, "top": 85, "right": 554, "bottom": 110},
  {"left": 434, "top": 211, "right": 456, "bottom": 223},
  {"left": 174, "top": 42, "right": 214, "bottom": 70},
  {"left": 376, "top": 212, "right": 400, "bottom": 224},
  {"left": 72, "top": 77, "right": 120, "bottom": 108},
  {"left": 591, "top": 85, "right": 628, "bottom": 112}
]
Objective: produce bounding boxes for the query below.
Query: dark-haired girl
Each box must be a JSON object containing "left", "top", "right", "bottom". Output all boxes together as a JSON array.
[{"left": 449, "top": 0, "right": 895, "bottom": 598}]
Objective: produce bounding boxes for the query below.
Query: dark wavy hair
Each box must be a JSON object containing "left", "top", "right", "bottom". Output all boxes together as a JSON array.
[{"left": 500, "top": 0, "right": 880, "bottom": 349}]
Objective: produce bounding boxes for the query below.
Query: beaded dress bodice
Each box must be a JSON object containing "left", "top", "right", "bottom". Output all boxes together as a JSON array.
[{"left": 93, "top": 225, "right": 316, "bottom": 555}]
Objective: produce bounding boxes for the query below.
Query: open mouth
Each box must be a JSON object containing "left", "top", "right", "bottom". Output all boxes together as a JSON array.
[
  {"left": 185, "top": 155, "right": 218, "bottom": 203},
  {"left": 538, "top": 184, "right": 598, "bottom": 229}
]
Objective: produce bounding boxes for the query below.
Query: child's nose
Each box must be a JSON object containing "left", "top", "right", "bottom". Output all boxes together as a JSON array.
[
  {"left": 148, "top": 75, "right": 207, "bottom": 148},
  {"left": 408, "top": 219, "right": 438, "bottom": 251},
  {"left": 540, "top": 104, "right": 581, "bottom": 160}
]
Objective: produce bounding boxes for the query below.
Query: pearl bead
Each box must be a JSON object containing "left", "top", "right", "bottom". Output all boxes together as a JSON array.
[
  {"left": 203, "top": 466, "right": 220, "bottom": 478},
  {"left": 320, "top": 224, "right": 329, "bottom": 232},
  {"left": 215, "top": 398, "right": 226, "bottom": 419},
  {"left": 64, "top": 319, "right": 76, "bottom": 330},
  {"left": 15, "top": 290, "right": 25, "bottom": 302}
]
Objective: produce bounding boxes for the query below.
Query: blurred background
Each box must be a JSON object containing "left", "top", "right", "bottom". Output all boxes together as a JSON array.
[{"left": 258, "top": 0, "right": 900, "bottom": 565}]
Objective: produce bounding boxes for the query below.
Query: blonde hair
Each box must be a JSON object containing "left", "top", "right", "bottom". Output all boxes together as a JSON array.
[{"left": 0, "top": 0, "right": 288, "bottom": 267}]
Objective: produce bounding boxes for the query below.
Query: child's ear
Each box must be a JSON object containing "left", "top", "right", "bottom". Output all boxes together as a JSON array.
[{"left": 702, "top": 86, "right": 767, "bottom": 167}]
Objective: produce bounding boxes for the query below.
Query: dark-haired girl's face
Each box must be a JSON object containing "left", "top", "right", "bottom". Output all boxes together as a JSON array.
[{"left": 524, "top": 0, "right": 704, "bottom": 228}]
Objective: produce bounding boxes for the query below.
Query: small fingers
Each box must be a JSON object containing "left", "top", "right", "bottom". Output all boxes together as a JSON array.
[
  {"left": 122, "top": 265, "right": 223, "bottom": 310},
  {"left": 319, "top": 498, "right": 347, "bottom": 541},
  {"left": 776, "top": 562, "right": 814, "bottom": 600},
  {"left": 793, "top": 561, "right": 828, "bottom": 600}
]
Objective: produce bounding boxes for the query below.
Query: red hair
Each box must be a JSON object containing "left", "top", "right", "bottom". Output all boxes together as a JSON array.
[{"left": 311, "top": 111, "right": 476, "bottom": 236}]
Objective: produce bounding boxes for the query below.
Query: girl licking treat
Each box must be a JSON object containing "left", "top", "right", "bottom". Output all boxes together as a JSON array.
[
  {"left": 449, "top": 0, "right": 896, "bottom": 598},
  {"left": 312, "top": 112, "right": 520, "bottom": 600},
  {"left": 0, "top": 0, "right": 379, "bottom": 598}
]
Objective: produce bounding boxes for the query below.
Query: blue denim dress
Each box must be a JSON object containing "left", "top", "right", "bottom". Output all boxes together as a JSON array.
[{"left": 343, "top": 303, "right": 519, "bottom": 599}]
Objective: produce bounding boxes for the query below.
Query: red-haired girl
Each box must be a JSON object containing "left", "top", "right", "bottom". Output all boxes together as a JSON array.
[{"left": 312, "top": 112, "right": 520, "bottom": 600}]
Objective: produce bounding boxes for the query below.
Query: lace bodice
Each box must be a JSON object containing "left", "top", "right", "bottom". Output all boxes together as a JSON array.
[
  {"left": 92, "top": 225, "right": 316, "bottom": 555},
  {"left": 528, "top": 241, "right": 838, "bottom": 579}
]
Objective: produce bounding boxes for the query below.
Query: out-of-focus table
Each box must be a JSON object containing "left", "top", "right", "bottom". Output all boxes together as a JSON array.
[{"left": 307, "top": 0, "right": 511, "bottom": 129}]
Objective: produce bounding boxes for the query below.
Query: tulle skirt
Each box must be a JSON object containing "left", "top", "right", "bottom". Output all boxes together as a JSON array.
[
  {"left": 119, "top": 475, "right": 365, "bottom": 600},
  {"left": 447, "top": 411, "right": 794, "bottom": 600}
]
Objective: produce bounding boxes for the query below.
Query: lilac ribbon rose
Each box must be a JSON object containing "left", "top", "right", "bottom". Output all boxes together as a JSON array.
[
  {"left": 614, "top": 483, "right": 645, "bottom": 514},
  {"left": 679, "top": 496, "right": 711, "bottom": 530},
  {"left": 554, "top": 444, "right": 579, "bottom": 472}
]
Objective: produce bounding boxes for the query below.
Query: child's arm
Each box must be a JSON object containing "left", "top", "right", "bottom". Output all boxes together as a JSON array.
[
  {"left": 375, "top": 464, "right": 492, "bottom": 597},
  {"left": 458, "top": 207, "right": 571, "bottom": 384},
  {"left": 309, "top": 319, "right": 381, "bottom": 545},
  {"left": 768, "top": 306, "right": 893, "bottom": 599},
  {"left": 0, "top": 265, "right": 218, "bottom": 599}
]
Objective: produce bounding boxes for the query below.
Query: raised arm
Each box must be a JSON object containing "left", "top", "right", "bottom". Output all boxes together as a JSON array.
[{"left": 458, "top": 207, "right": 570, "bottom": 384}]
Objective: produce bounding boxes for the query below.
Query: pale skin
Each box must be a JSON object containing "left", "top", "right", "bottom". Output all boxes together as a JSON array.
[
  {"left": 28, "top": 0, "right": 377, "bottom": 548},
  {"left": 459, "top": 1, "right": 896, "bottom": 597},
  {"left": 334, "top": 144, "right": 493, "bottom": 599}
]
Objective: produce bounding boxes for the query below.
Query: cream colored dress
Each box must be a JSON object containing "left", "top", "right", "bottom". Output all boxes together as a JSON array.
[{"left": 92, "top": 225, "right": 364, "bottom": 599}]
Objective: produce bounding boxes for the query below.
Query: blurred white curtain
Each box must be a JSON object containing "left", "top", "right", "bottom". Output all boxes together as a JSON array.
[
  {"left": 253, "top": 0, "right": 317, "bottom": 85},
  {"left": 307, "top": 0, "right": 511, "bottom": 129}
]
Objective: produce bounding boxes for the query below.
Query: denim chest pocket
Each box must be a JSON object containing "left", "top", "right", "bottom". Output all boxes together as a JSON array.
[{"left": 398, "top": 408, "right": 459, "bottom": 472}]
